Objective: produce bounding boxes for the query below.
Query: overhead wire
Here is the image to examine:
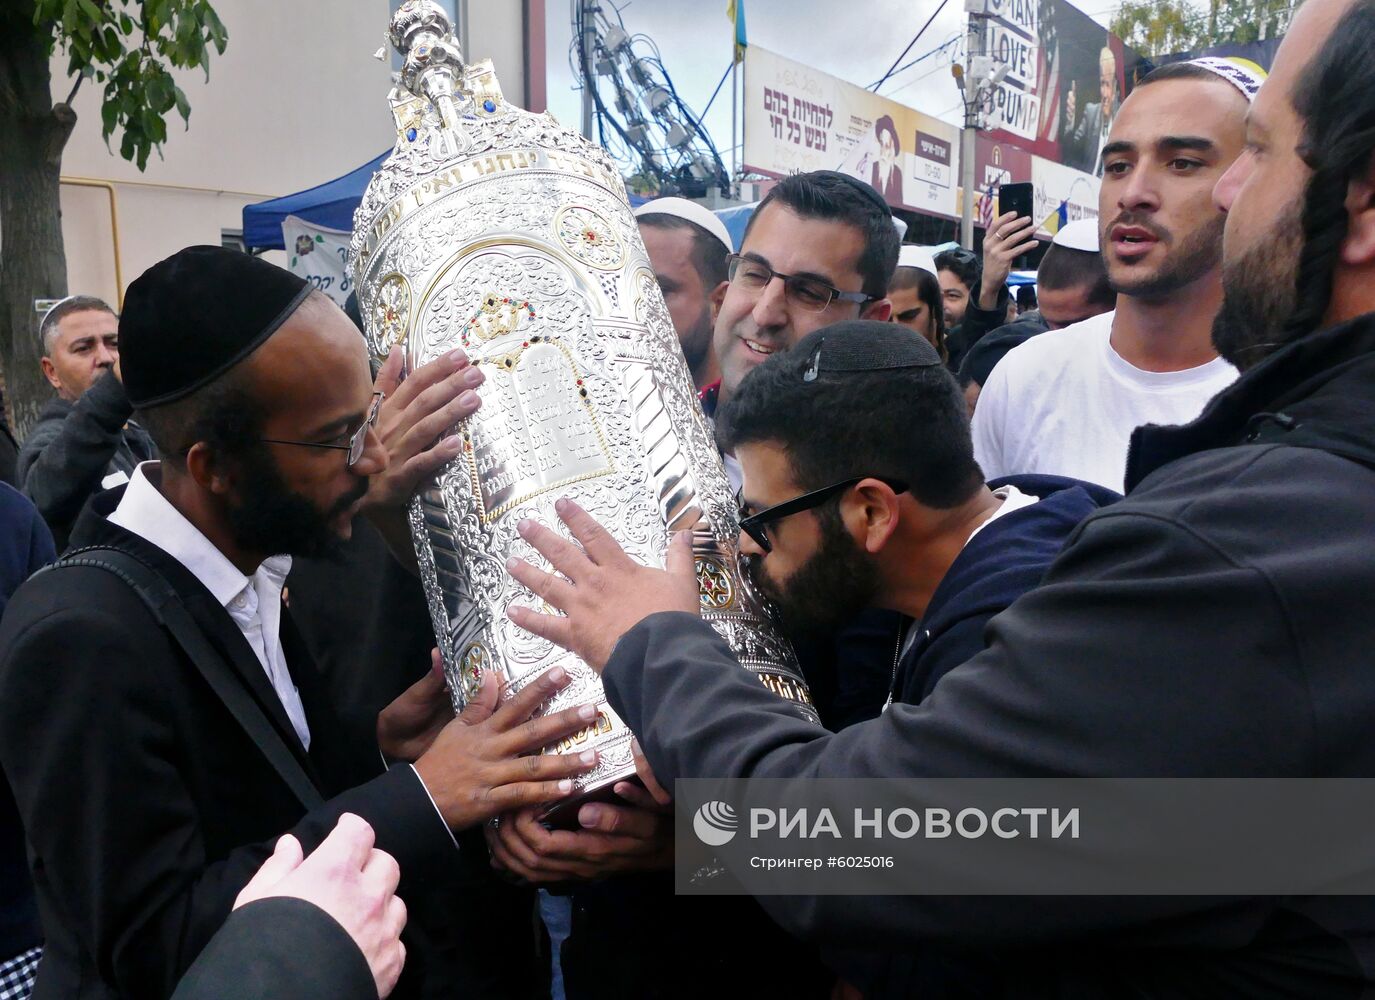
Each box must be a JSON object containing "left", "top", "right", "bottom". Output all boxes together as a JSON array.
[
  {"left": 875, "top": 35, "right": 962, "bottom": 94},
  {"left": 884, "top": 50, "right": 961, "bottom": 100},
  {"left": 870, "top": 0, "right": 952, "bottom": 91},
  {"left": 700, "top": 60, "right": 736, "bottom": 119}
]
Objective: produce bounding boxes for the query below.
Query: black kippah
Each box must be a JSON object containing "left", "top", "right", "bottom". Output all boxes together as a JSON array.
[
  {"left": 120, "top": 245, "right": 312, "bottom": 408},
  {"left": 794, "top": 320, "right": 942, "bottom": 382},
  {"left": 958, "top": 326, "right": 1040, "bottom": 388}
]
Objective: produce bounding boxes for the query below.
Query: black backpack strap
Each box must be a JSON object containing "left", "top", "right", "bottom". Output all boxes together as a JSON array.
[{"left": 47, "top": 546, "right": 325, "bottom": 810}]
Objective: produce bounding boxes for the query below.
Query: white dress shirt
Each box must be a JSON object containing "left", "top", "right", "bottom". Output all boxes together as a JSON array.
[{"left": 109, "top": 461, "right": 311, "bottom": 750}]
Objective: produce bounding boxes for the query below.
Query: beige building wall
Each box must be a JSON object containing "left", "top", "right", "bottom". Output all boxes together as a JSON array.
[{"left": 54, "top": 0, "right": 534, "bottom": 308}]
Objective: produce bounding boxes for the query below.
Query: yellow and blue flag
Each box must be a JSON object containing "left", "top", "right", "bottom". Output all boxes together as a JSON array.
[
  {"left": 1040, "top": 199, "right": 1069, "bottom": 236},
  {"left": 727, "top": 0, "right": 748, "bottom": 63}
]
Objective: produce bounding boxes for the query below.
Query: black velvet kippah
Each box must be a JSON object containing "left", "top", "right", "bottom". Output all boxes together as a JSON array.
[
  {"left": 958, "top": 325, "right": 1040, "bottom": 388},
  {"left": 794, "top": 320, "right": 942, "bottom": 382},
  {"left": 120, "top": 245, "right": 312, "bottom": 408}
]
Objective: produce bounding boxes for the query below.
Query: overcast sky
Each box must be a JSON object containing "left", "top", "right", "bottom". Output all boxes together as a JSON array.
[{"left": 542, "top": 0, "right": 1122, "bottom": 174}]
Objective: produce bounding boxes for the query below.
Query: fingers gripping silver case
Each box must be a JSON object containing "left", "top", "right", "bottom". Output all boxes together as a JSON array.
[{"left": 352, "top": 1, "right": 818, "bottom": 810}]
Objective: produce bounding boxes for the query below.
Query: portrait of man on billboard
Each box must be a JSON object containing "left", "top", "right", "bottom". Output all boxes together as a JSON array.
[{"left": 871, "top": 114, "right": 905, "bottom": 204}]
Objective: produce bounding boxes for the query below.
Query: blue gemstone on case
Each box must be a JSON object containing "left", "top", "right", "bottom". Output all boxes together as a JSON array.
[
  {"left": 406, "top": 128, "right": 417, "bottom": 142},
  {"left": 483, "top": 99, "right": 496, "bottom": 113}
]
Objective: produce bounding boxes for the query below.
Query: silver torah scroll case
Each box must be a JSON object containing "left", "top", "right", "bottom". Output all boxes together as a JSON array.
[{"left": 352, "top": 0, "right": 818, "bottom": 813}]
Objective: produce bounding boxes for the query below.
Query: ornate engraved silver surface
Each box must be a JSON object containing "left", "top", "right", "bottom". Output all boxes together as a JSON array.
[{"left": 353, "top": 1, "right": 818, "bottom": 809}]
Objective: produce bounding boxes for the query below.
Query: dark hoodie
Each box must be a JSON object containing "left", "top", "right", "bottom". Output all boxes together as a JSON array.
[
  {"left": 893, "top": 473, "right": 1119, "bottom": 706},
  {"left": 832, "top": 474, "right": 1116, "bottom": 996}
]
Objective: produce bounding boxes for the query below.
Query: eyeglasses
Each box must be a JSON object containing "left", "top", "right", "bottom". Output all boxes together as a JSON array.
[
  {"left": 260, "top": 391, "right": 384, "bottom": 468},
  {"left": 737, "top": 475, "right": 909, "bottom": 553},
  {"left": 726, "top": 254, "right": 874, "bottom": 313}
]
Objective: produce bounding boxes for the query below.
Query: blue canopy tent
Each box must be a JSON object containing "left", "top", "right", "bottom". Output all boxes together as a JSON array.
[
  {"left": 242, "top": 151, "right": 389, "bottom": 251},
  {"left": 715, "top": 202, "right": 757, "bottom": 251},
  {"left": 244, "top": 151, "right": 660, "bottom": 252}
]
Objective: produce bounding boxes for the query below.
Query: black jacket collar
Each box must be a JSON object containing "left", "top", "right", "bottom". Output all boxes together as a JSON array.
[
  {"left": 1126, "top": 312, "right": 1375, "bottom": 490},
  {"left": 69, "top": 488, "right": 323, "bottom": 781}
]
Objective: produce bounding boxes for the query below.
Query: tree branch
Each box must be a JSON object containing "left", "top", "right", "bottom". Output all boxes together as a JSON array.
[{"left": 45, "top": 103, "right": 77, "bottom": 165}]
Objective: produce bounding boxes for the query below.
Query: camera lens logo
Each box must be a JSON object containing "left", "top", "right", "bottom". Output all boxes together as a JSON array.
[{"left": 692, "top": 800, "right": 739, "bottom": 846}]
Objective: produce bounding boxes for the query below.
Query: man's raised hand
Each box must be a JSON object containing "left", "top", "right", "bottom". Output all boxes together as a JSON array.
[
  {"left": 234, "top": 815, "right": 407, "bottom": 999},
  {"left": 364, "top": 345, "right": 485, "bottom": 511},
  {"left": 978, "top": 210, "right": 1040, "bottom": 310},
  {"left": 505, "top": 498, "right": 700, "bottom": 671}
]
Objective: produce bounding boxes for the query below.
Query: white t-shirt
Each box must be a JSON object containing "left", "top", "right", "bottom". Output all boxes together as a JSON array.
[{"left": 971, "top": 311, "right": 1238, "bottom": 492}]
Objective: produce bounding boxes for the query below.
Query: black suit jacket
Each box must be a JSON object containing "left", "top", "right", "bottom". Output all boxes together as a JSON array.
[
  {"left": 0, "top": 488, "right": 456, "bottom": 999},
  {"left": 170, "top": 898, "right": 374, "bottom": 1000}
]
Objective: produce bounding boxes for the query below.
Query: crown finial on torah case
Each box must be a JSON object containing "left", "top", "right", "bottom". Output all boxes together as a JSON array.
[{"left": 353, "top": 3, "right": 817, "bottom": 822}]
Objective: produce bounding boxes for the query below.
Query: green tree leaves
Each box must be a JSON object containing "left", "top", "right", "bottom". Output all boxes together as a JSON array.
[
  {"left": 31, "top": 0, "right": 226, "bottom": 170},
  {"left": 1110, "top": 0, "right": 1297, "bottom": 57}
]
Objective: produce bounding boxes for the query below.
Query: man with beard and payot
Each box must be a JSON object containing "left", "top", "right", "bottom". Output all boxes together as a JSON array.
[
  {"left": 888, "top": 245, "right": 949, "bottom": 363},
  {"left": 633, "top": 197, "right": 733, "bottom": 389},
  {"left": 971, "top": 58, "right": 1257, "bottom": 491},
  {"left": 0, "top": 247, "right": 603, "bottom": 1000},
  {"left": 499, "top": 4, "right": 1375, "bottom": 992},
  {"left": 870, "top": 115, "right": 904, "bottom": 205}
]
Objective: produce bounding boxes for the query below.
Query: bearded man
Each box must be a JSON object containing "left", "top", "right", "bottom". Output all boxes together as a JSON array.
[{"left": 0, "top": 247, "right": 599, "bottom": 999}]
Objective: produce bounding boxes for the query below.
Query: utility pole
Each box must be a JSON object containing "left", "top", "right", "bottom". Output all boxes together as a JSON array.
[
  {"left": 731, "top": 58, "right": 739, "bottom": 193},
  {"left": 958, "top": 3, "right": 985, "bottom": 249},
  {"left": 580, "top": 0, "right": 596, "bottom": 139}
]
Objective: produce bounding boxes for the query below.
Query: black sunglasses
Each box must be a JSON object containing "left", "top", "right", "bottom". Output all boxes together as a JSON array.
[{"left": 738, "top": 476, "right": 909, "bottom": 553}]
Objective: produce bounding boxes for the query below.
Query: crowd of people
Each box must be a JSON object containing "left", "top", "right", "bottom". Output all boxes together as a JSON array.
[{"left": 1, "top": 0, "right": 1373, "bottom": 996}]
